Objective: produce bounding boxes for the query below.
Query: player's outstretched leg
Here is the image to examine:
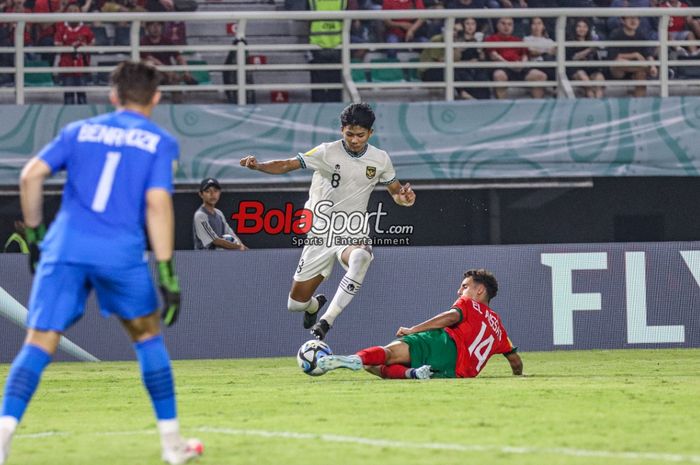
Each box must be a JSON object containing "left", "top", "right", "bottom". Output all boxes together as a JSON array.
[
  {"left": 316, "top": 247, "right": 373, "bottom": 337},
  {"left": 133, "top": 334, "right": 203, "bottom": 464},
  {"left": 0, "top": 343, "right": 53, "bottom": 464},
  {"left": 318, "top": 354, "right": 363, "bottom": 372}
]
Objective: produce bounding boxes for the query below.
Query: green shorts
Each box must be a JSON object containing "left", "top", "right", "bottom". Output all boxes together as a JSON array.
[{"left": 399, "top": 329, "right": 457, "bottom": 379}]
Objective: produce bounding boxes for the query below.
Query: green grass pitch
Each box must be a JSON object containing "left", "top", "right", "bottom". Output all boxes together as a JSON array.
[{"left": 1, "top": 348, "right": 699, "bottom": 465}]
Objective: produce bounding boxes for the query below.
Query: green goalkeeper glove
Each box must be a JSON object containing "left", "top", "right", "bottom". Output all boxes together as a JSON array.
[
  {"left": 25, "top": 224, "right": 46, "bottom": 274},
  {"left": 157, "top": 259, "right": 181, "bottom": 327}
]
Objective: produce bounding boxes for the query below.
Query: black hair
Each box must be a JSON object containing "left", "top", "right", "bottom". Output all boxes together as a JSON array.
[
  {"left": 110, "top": 60, "right": 161, "bottom": 106},
  {"left": 567, "top": 17, "right": 592, "bottom": 41},
  {"left": 340, "top": 103, "right": 375, "bottom": 130},
  {"left": 464, "top": 269, "right": 498, "bottom": 301}
]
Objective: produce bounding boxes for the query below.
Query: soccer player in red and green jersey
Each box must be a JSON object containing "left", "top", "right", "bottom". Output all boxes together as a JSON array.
[{"left": 319, "top": 269, "right": 523, "bottom": 379}]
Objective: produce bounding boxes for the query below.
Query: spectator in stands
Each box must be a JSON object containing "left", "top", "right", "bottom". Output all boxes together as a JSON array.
[
  {"left": 659, "top": 0, "right": 699, "bottom": 56},
  {"left": 456, "top": 17, "right": 490, "bottom": 99},
  {"left": 193, "top": 178, "right": 248, "bottom": 251},
  {"left": 0, "top": 0, "right": 31, "bottom": 85},
  {"left": 497, "top": 0, "right": 526, "bottom": 6},
  {"left": 25, "top": 0, "right": 61, "bottom": 63},
  {"left": 308, "top": 0, "right": 346, "bottom": 102},
  {"left": 566, "top": 18, "right": 605, "bottom": 98},
  {"left": 382, "top": 0, "right": 430, "bottom": 59},
  {"left": 486, "top": 17, "right": 547, "bottom": 99},
  {"left": 608, "top": 0, "right": 658, "bottom": 41},
  {"left": 446, "top": 0, "right": 494, "bottom": 34},
  {"left": 419, "top": 0, "right": 445, "bottom": 40},
  {"left": 140, "top": 21, "right": 197, "bottom": 103},
  {"left": 101, "top": 0, "right": 145, "bottom": 15},
  {"left": 446, "top": 0, "right": 494, "bottom": 7},
  {"left": 418, "top": 16, "right": 463, "bottom": 82},
  {"left": 608, "top": 16, "right": 658, "bottom": 97},
  {"left": 54, "top": 2, "right": 94, "bottom": 105},
  {"left": 524, "top": 16, "right": 555, "bottom": 96},
  {"left": 144, "top": 0, "right": 189, "bottom": 46},
  {"left": 102, "top": 0, "right": 145, "bottom": 44}
]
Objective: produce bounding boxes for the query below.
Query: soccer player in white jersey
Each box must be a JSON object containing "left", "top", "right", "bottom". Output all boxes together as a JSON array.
[{"left": 239, "top": 103, "right": 416, "bottom": 340}]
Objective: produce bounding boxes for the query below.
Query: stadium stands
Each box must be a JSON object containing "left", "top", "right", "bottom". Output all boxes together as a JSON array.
[{"left": 2, "top": 5, "right": 700, "bottom": 103}]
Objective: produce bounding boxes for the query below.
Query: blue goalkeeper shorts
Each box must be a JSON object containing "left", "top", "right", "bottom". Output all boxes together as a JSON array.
[{"left": 27, "top": 261, "right": 159, "bottom": 332}]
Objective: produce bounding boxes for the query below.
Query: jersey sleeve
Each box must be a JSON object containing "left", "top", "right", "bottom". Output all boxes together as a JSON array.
[
  {"left": 37, "top": 126, "right": 74, "bottom": 174},
  {"left": 146, "top": 135, "right": 178, "bottom": 193},
  {"left": 496, "top": 323, "right": 518, "bottom": 356},
  {"left": 296, "top": 144, "right": 327, "bottom": 171},
  {"left": 378, "top": 152, "right": 397, "bottom": 185},
  {"left": 450, "top": 297, "right": 466, "bottom": 324},
  {"left": 193, "top": 210, "right": 217, "bottom": 248}
]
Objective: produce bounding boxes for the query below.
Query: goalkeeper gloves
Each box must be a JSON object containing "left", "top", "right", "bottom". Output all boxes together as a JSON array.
[
  {"left": 158, "top": 259, "right": 181, "bottom": 327},
  {"left": 25, "top": 224, "right": 46, "bottom": 274}
]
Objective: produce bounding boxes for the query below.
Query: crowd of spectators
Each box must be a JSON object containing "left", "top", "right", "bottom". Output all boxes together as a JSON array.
[
  {"left": 0, "top": 0, "right": 197, "bottom": 99},
  {"left": 2, "top": 0, "right": 700, "bottom": 100},
  {"left": 345, "top": 0, "right": 700, "bottom": 99}
]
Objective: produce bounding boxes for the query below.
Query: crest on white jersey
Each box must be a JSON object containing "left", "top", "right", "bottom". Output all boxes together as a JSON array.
[{"left": 366, "top": 166, "right": 376, "bottom": 179}]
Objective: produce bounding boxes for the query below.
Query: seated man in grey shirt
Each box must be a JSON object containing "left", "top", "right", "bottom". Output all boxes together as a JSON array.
[{"left": 193, "top": 178, "right": 248, "bottom": 250}]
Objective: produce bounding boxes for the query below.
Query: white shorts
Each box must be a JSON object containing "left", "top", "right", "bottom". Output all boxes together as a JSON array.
[{"left": 292, "top": 242, "right": 374, "bottom": 282}]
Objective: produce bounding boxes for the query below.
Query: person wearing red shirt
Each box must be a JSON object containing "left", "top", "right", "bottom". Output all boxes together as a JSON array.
[
  {"left": 54, "top": 2, "right": 94, "bottom": 104},
  {"left": 318, "top": 269, "right": 523, "bottom": 379},
  {"left": 382, "top": 0, "right": 428, "bottom": 59},
  {"left": 485, "top": 17, "right": 547, "bottom": 99},
  {"left": 659, "top": 0, "right": 698, "bottom": 55}
]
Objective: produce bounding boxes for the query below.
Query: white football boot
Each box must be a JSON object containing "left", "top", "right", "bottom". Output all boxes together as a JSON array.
[
  {"left": 409, "top": 365, "right": 433, "bottom": 380},
  {"left": 161, "top": 437, "right": 204, "bottom": 465},
  {"left": 317, "top": 354, "right": 363, "bottom": 372}
]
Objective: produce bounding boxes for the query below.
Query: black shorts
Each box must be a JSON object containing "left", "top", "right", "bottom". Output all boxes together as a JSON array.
[{"left": 493, "top": 67, "right": 525, "bottom": 81}]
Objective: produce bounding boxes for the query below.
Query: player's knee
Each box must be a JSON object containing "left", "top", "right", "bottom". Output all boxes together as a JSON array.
[
  {"left": 287, "top": 295, "right": 309, "bottom": 313},
  {"left": 348, "top": 247, "right": 372, "bottom": 271}
]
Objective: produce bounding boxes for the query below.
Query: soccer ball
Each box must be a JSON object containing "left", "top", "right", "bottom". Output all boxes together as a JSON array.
[
  {"left": 222, "top": 234, "right": 238, "bottom": 243},
  {"left": 297, "top": 339, "right": 332, "bottom": 376}
]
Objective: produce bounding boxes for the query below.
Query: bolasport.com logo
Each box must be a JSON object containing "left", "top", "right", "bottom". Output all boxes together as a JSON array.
[{"left": 230, "top": 200, "right": 414, "bottom": 247}]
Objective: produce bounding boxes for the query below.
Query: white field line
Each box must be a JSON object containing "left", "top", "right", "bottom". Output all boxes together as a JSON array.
[{"left": 15, "top": 427, "right": 700, "bottom": 464}]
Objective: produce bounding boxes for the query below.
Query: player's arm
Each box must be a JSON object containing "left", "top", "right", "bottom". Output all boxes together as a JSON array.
[
  {"left": 504, "top": 351, "right": 523, "bottom": 376},
  {"left": 20, "top": 157, "right": 51, "bottom": 228},
  {"left": 239, "top": 155, "right": 301, "bottom": 174},
  {"left": 20, "top": 157, "right": 52, "bottom": 272},
  {"left": 386, "top": 179, "right": 415, "bottom": 207},
  {"left": 146, "top": 188, "right": 181, "bottom": 326},
  {"left": 146, "top": 188, "right": 175, "bottom": 261},
  {"left": 396, "top": 309, "right": 461, "bottom": 337}
]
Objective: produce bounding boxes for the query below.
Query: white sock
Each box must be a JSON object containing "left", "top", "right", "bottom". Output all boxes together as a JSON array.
[
  {"left": 321, "top": 248, "right": 372, "bottom": 326},
  {"left": 158, "top": 419, "right": 181, "bottom": 449},
  {"left": 0, "top": 417, "right": 17, "bottom": 434},
  {"left": 287, "top": 296, "right": 319, "bottom": 314}
]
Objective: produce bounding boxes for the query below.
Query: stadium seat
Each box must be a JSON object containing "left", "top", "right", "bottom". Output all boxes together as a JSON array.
[
  {"left": 351, "top": 58, "right": 368, "bottom": 83},
  {"left": 186, "top": 60, "right": 211, "bottom": 85},
  {"left": 24, "top": 60, "right": 54, "bottom": 87},
  {"left": 405, "top": 57, "right": 421, "bottom": 82},
  {"left": 370, "top": 58, "right": 405, "bottom": 83}
]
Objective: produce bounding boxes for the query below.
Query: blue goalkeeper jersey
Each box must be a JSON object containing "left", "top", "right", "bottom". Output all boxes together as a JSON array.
[{"left": 38, "top": 110, "right": 178, "bottom": 267}]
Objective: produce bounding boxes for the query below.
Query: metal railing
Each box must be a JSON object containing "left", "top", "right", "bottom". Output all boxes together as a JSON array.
[{"left": 1, "top": 7, "right": 700, "bottom": 104}]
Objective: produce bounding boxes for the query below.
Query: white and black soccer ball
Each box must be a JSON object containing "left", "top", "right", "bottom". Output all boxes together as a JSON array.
[{"left": 297, "top": 339, "right": 332, "bottom": 376}]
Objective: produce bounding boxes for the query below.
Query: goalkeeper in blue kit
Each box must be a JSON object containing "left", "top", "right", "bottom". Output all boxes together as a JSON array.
[{"left": 0, "top": 61, "right": 202, "bottom": 465}]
